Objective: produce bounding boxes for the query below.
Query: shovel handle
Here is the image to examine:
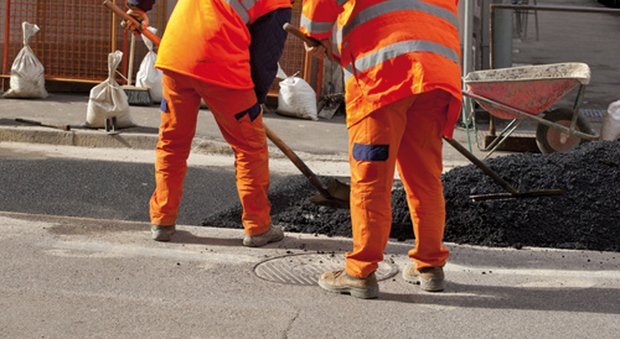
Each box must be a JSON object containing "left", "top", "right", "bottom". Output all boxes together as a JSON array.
[
  {"left": 283, "top": 23, "right": 321, "bottom": 47},
  {"left": 264, "top": 126, "right": 332, "bottom": 198},
  {"left": 282, "top": 23, "right": 340, "bottom": 64},
  {"left": 103, "top": 0, "right": 161, "bottom": 46},
  {"left": 443, "top": 137, "right": 519, "bottom": 194}
]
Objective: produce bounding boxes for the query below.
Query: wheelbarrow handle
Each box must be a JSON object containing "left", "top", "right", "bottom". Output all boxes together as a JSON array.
[{"left": 102, "top": 0, "right": 161, "bottom": 46}]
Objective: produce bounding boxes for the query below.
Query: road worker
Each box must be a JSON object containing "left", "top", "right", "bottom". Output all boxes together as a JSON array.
[
  {"left": 126, "top": 0, "right": 292, "bottom": 245},
  {"left": 301, "top": 0, "right": 463, "bottom": 298}
]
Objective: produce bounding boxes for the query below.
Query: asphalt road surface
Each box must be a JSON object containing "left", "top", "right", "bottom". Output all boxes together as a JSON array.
[{"left": 0, "top": 146, "right": 287, "bottom": 226}]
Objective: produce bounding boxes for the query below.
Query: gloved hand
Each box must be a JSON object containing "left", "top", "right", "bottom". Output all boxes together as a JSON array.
[
  {"left": 122, "top": 5, "right": 149, "bottom": 34},
  {"left": 304, "top": 39, "right": 335, "bottom": 62}
]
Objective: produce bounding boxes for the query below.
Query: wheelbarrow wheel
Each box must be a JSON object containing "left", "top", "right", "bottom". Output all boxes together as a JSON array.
[{"left": 535, "top": 108, "right": 593, "bottom": 154}]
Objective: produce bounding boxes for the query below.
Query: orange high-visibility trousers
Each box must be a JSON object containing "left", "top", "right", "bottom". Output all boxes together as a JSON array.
[
  {"left": 345, "top": 90, "right": 454, "bottom": 278},
  {"left": 149, "top": 71, "right": 271, "bottom": 235}
]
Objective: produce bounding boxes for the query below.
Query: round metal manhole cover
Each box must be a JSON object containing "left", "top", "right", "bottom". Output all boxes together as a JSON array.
[{"left": 254, "top": 253, "right": 399, "bottom": 286}]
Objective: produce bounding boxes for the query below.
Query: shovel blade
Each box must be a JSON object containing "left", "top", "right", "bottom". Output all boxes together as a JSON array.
[
  {"left": 318, "top": 102, "right": 341, "bottom": 120},
  {"left": 309, "top": 179, "right": 350, "bottom": 209},
  {"left": 326, "top": 179, "right": 350, "bottom": 202},
  {"left": 310, "top": 193, "right": 350, "bottom": 209}
]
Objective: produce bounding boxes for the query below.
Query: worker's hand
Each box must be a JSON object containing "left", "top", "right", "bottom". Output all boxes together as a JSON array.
[
  {"left": 122, "top": 6, "right": 149, "bottom": 35},
  {"left": 304, "top": 39, "right": 333, "bottom": 61}
]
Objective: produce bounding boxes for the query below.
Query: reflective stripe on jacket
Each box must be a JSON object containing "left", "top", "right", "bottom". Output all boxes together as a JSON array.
[
  {"left": 301, "top": 0, "right": 462, "bottom": 137},
  {"left": 156, "top": 0, "right": 292, "bottom": 89}
]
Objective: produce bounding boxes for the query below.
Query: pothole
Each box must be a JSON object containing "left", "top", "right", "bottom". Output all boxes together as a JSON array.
[{"left": 254, "top": 253, "right": 399, "bottom": 286}]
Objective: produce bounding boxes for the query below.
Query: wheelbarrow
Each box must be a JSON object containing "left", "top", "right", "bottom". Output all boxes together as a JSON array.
[{"left": 463, "top": 63, "right": 600, "bottom": 156}]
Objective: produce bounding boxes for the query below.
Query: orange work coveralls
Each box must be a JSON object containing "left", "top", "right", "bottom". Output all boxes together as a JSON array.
[
  {"left": 149, "top": 0, "right": 292, "bottom": 236},
  {"left": 301, "top": 0, "right": 463, "bottom": 278}
]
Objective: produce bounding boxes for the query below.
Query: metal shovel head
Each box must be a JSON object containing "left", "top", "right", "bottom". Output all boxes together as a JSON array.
[
  {"left": 310, "top": 179, "right": 350, "bottom": 209},
  {"left": 318, "top": 100, "right": 342, "bottom": 120},
  {"left": 326, "top": 178, "right": 350, "bottom": 201}
]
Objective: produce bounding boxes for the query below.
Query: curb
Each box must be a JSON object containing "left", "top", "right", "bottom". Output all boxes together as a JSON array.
[
  {"left": 0, "top": 125, "right": 350, "bottom": 162},
  {"left": 0, "top": 126, "right": 240, "bottom": 155}
]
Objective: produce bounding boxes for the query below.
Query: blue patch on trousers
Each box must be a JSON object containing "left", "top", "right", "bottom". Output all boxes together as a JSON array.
[
  {"left": 160, "top": 98, "right": 168, "bottom": 112},
  {"left": 352, "top": 143, "right": 389, "bottom": 161},
  {"left": 234, "top": 103, "right": 262, "bottom": 122}
]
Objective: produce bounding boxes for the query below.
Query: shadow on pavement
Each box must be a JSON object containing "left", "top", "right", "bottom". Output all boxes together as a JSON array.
[
  {"left": 171, "top": 230, "right": 245, "bottom": 247},
  {"left": 380, "top": 282, "right": 620, "bottom": 314}
]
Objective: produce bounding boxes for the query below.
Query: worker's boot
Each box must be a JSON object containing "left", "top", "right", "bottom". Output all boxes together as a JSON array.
[
  {"left": 318, "top": 270, "right": 379, "bottom": 299},
  {"left": 402, "top": 265, "right": 445, "bottom": 292},
  {"left": 151, "top": 225, "right": 176, "bottom": 242},
  {"left": 242, "top": 225, "right": 284, "bottom": 247}
]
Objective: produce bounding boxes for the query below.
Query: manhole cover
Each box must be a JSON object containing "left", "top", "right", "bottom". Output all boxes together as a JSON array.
[{"left": 254, "top": 253, "right": 399, "bottom": 286}]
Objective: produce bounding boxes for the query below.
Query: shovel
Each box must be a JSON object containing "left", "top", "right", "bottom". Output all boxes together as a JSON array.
[
  {"left": 103, "top": 0, "right": 351, "bottom": 209},
  {"left": 265, "top": 126, "right": 350, "bottom": 209},
  {"left": 444, "top": 137, "right": 564, "bottom": 201}
]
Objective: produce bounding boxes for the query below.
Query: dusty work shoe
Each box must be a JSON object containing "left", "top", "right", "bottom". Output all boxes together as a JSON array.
[
  {"left": 402, "top": 266, "right": 445, "bottom": 292},
  {"left": 151, "top": 225, "right": 176, "bottom": 242},
  {"left": 318, "top": 270, "right": 379, "bottom": 299},
  {"left": 242, "top": 225, "right": 284, "bottom": 247}
]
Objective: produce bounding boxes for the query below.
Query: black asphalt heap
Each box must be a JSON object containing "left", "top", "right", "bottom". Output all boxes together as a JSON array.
[{"left": 203, "top": 141, "right": 619, "bottom": 252}]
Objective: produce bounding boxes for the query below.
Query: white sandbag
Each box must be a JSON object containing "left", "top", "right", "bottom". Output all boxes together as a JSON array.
[
  {"left": 135, "top": 27, "right": 163, "bottom": 103},
  {"left": 85, "top": 51, "right": 134, "bottom": 128},
  {"left": 276, "top": 65, "right": 318, "bottom": 121},
  {"left": 3, "top": 22, "right": 48, "bottom": 98},
  {"left": 601, "top": 100, "right": 620, "bottom": 141}
]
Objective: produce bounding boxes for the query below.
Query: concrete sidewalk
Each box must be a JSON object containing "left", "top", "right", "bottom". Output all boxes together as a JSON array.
[
  {"left": 0, "top": 93, "right": 510, "bottom": 171},
  {"left": 0, "top": 94, "right": 352, "bottom": 159},
  {"left": 1, "top": 211, "right": 619, "bottom": 338},
  {"left": 0, "top": 93, "right": 544, "bottom": 168}
]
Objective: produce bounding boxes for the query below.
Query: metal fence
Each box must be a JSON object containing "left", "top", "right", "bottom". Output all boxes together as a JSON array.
[
  {"left": 5, "top": 0, "right": 112, "bottom": 83},
  {"left": 1, "top": 0, "right": 308, "bottom": 93}
]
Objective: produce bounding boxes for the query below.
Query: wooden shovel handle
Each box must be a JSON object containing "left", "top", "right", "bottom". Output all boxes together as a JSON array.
[
  {"left": 264, "top": 125, "right": 332, "bottom": 198},
  {"left": 283, "top": 23, "right": 321, "bottom": 47}
]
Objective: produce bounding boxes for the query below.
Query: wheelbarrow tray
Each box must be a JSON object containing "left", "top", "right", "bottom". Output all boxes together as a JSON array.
[{"left": 464, "top": 63, "right": 591, "bottom": 120}]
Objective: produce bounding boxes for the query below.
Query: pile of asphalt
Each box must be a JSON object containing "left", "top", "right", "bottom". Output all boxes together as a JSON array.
[{"left": 203, "top": 140, "right": 619, "bottom": 252}]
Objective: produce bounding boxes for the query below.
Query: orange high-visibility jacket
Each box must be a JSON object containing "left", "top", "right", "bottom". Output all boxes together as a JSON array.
[
  {"left": 156, "top": 0, "right": 292, "bottom": 89},
  {"left": 300, "top": 0, "right": 462, "bottom": 137}
]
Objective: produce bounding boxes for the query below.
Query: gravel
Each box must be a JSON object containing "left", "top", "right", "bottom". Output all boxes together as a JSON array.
[{"left": 203, "top": 140, "right": 619, "bottom": 252}]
